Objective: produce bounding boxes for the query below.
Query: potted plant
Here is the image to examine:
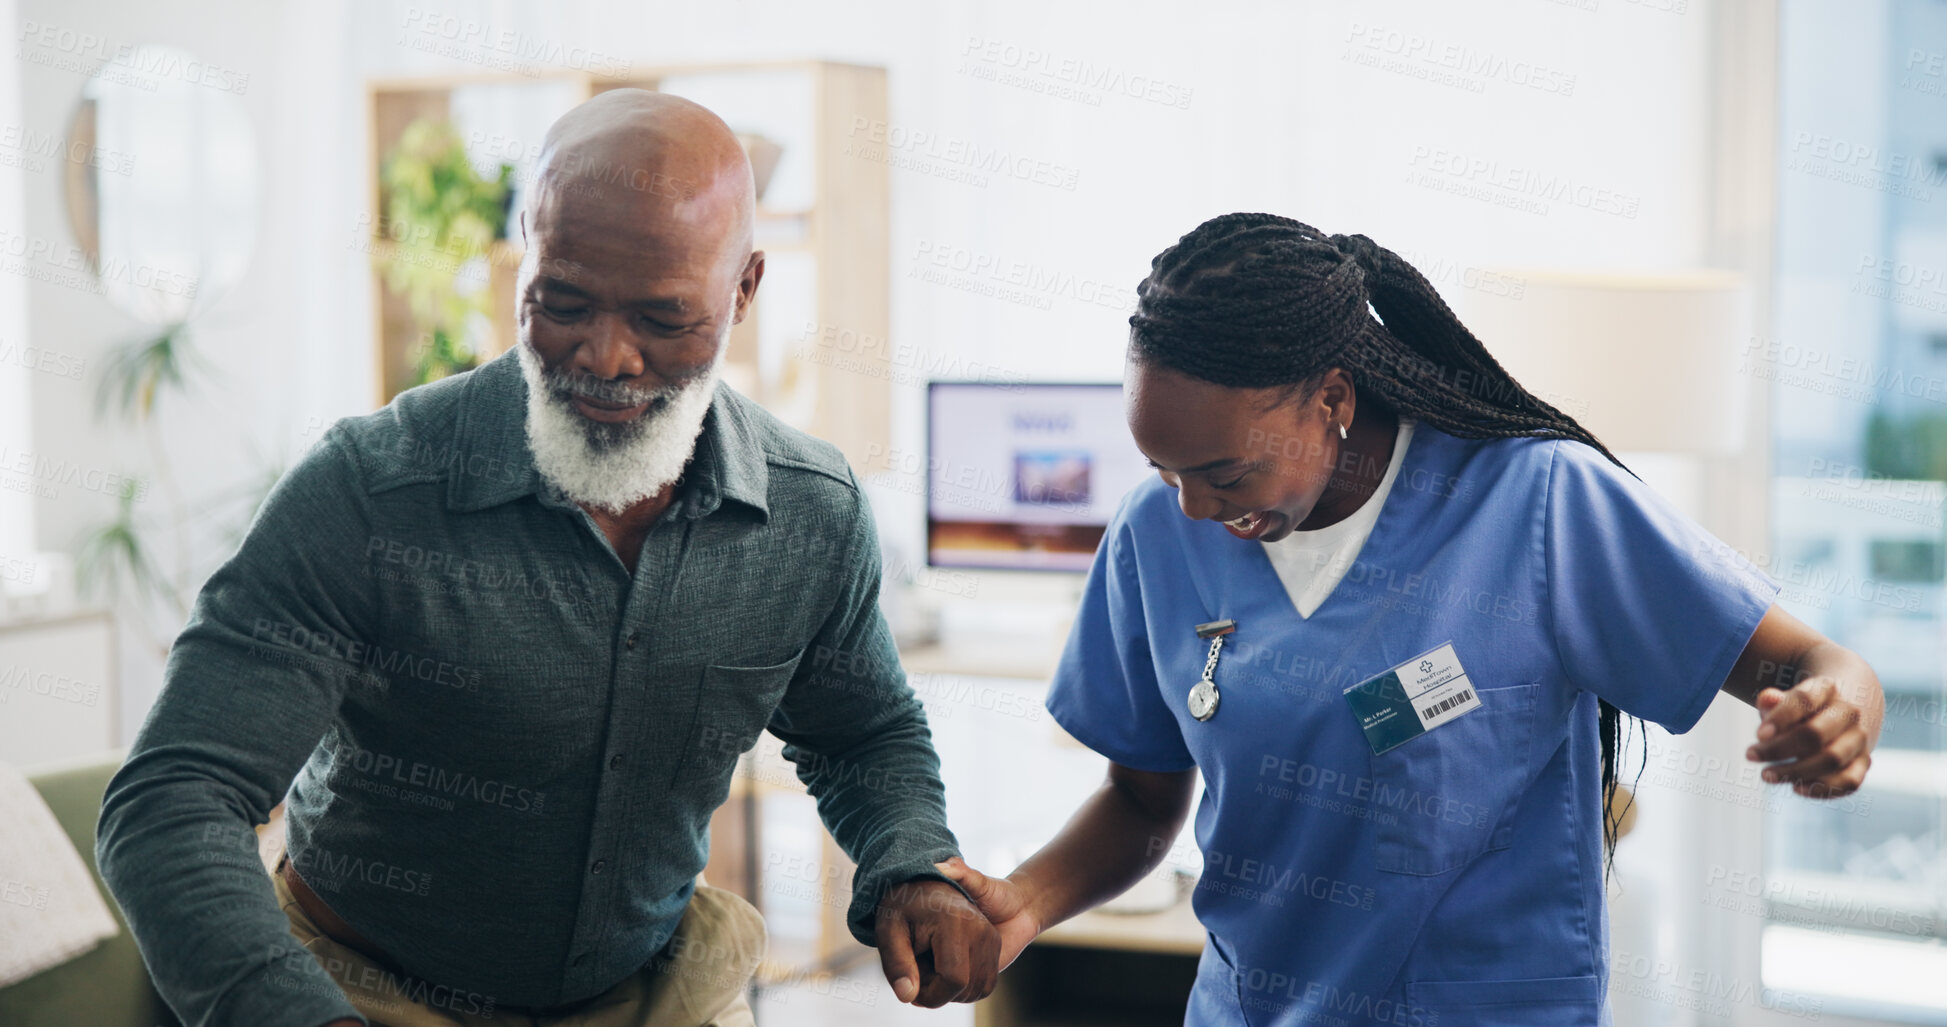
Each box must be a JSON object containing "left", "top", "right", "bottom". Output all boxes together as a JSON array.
[{"left": 374, "top": 117, "right": 515, "bottom": 387}]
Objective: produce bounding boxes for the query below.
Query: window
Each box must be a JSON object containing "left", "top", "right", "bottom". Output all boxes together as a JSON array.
[
  {"left": 1764, "top": 1, "right": 1947, "bottom": 1019},
  {"left": 1869, "top": 539, "right": 1946, "bottom": 583}
]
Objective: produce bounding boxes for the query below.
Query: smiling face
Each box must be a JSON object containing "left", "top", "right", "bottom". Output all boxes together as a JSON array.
[
  {"left": 1125, "top": 357, "right": 1365, "bottom": 543},
  {"left": 512, "top": 90, "right": 762, "bottom": 513},
  {"left": 518, "top": 154, "right": 759, "bottom": 415}
]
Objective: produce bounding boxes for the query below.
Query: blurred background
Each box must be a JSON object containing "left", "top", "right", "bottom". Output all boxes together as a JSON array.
[{"left": 0, "top": 1, "right": 1941, "bottom": 1024}]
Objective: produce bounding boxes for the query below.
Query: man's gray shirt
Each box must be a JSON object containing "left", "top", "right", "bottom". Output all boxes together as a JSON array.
[{"left": 96, "top": 347, "right": 964, "bottom": 1026}]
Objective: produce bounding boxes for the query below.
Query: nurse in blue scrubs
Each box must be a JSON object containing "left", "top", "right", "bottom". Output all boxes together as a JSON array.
[{"left": 937, "top": 214, "right": 1885, "bottom": 1026}]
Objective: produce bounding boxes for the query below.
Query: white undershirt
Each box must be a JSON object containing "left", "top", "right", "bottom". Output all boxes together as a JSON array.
[{"left": 1260, "top": 417, "right": 1417, "bottom": 619}]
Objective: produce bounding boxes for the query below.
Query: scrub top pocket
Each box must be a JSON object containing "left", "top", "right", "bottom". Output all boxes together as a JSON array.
[
  {"left": 1189, "top": 938, "right": 1250, "bottom": 1026},
  {"left": 1368, "top": 681, "right": 1539, "bottom": 876},
  {"left": 1407, "top": 973, "right": 1603, "bottom": 1026}
]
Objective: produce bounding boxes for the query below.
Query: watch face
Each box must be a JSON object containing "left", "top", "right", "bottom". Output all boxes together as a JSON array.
[{"left": 1188, "top": 678, "right": 1219, "bottom": 721}]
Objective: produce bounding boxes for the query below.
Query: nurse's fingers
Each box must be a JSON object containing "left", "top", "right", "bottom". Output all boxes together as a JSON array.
[
  {"left": 1748, "top": 700, "right": 1861, "bottom": 764},
  {"left": 1747, "top": 725, "right": 1821, "bottom": 764},
  {"left": 1764, "top": 745, "right": 1842, "bottom": 784},
  {"left": 1759, "top": 721, "right": 1870, "bottom": 787},
  {"left": 1780, "top": 729, "right": 1871, "bottom": 785},
  {"left": 1792, "top": 753, "right": 1870, "bottom": 799},
  {"left": 936, "top": 858, "right": 1001, "bottom": 919},
  {"left": 1754, "top": 678, "right": 1836, "bottom": 741}
]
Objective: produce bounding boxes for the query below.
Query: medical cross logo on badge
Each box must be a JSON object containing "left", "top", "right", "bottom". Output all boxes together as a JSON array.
[{"left": 1341, "top": 642, "right": 1483, "bottom": 755}]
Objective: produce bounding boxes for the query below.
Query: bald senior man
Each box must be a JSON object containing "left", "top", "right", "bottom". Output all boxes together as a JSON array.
[{"left": 96, "top": 90, "right": 998, "bottom": 1027}]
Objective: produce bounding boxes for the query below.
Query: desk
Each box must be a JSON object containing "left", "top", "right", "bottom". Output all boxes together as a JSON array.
[
  {"left": 1038, "top": 898, "right": 1204, "bottom": 957},
  {"left": 977, "top": 901, "right": 1205, "bottom": 1027}
]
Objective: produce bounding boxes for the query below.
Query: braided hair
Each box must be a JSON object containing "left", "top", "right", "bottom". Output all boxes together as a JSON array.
[{"left": 1130, "top": 212, "right": 1643, "bottom": 864}]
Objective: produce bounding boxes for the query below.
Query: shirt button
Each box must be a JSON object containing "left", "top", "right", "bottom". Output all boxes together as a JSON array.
[
  {"left": 624, "top": 632, "right": 638, "bottom": 650},
  {"left": 591, "top": 860, "right": 607, "bottom": 874},
  {"left": 609, "top": 754, "right": 624, "bottom": 770}
]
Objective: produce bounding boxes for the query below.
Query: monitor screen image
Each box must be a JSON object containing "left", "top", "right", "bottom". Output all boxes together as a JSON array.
[
  {"left": 927, "top": 382, "right": 1153, "bottom": 572},
  {"left": 1013, "top": 450, "right": 1092, "bottom": 505}
]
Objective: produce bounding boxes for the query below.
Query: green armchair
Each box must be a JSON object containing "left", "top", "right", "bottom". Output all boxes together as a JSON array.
[{"left": 0, "top": 749, "right": 176, "bottom": 1027}]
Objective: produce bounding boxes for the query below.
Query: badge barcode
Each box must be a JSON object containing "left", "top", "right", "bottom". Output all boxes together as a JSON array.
[{"left": 1422, "top": 688, "right": 1474, "bottom": 720}]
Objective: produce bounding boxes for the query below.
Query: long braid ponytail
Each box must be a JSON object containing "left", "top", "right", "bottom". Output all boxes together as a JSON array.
[{"left": 1129, "top": 212, "right": 1644, "bottom": 866}]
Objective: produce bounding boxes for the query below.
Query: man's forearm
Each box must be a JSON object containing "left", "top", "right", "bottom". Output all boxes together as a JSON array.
[
  {"left": 782, "top": 702, "right": 964, "bottom": 943},
  {"left": 98, "top": 755, "right": 363, "bottom": 1027}
]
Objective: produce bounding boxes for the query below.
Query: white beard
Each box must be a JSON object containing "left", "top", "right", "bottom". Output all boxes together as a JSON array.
[{"left": 517, "top": 341, "right": 722, "bottom": 514}]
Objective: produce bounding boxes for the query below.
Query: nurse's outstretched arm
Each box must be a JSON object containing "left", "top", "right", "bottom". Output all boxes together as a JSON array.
[
  {"left": 934, "top": 761, "right": 1196, "bottom": 970},
  {"left": 1720, "top": 602, "right": 1883, "bottom": 799}
]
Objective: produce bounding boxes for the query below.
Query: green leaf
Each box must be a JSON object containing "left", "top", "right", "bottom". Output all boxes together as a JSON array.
[
  {"left": 94, "top": 322, "right": 203, "bottom": 422},
  {"left": 371, "top": 116, "right": 515, "bottom": 390},
  {"left": 74, "top": 480, "right": 177, "bottom": 614}
]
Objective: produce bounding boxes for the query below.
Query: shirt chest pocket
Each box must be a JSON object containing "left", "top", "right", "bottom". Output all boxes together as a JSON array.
[
  {"left": 1367, "top": 681, "right": 1539, "bottom": 876},
  {"left": 667, "top": 650, "right": 806, "bottom": 797}
]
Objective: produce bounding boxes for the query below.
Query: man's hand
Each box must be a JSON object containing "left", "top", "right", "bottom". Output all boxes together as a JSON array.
[
  {"left": 1748, "top": 677, "right": 1873, "bottom": 798},
  {"left": 935, "top": 856, "right": 1041, "bottom": 971},
  {"left": 874, "top": 877, "right": 1001, "bottom": 1007}
]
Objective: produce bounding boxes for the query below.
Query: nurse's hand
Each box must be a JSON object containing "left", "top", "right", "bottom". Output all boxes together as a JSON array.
[
  {"left": 874, "top": 877, "right": 1001, "bottom": 1007},
  {"left": 1748, "top": 677, "right": 1873, "bottom": 798},
  {"left": 935, "top": 856, "right": 1043, "bottom": 971}
]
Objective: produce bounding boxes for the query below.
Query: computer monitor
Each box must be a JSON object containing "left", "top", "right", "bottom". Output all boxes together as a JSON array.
[{"left": 926, "top": 381, "right": 1153, "bottom": 572}]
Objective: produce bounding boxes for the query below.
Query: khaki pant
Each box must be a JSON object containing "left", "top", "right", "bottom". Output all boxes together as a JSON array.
[{"left": 272, "top": 865, "right": 766, "bottom": 1027}]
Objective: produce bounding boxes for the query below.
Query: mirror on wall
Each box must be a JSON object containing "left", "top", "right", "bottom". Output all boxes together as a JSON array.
[{"left": 62, "top": 45, "right": 259, "bottom": 324}]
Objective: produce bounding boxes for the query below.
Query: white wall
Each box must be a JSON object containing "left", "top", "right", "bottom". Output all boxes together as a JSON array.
[
  {"left": 7, "top": 0, "right": 377, "bottom": 735},
  {"left": 0, "top": 0, "right": 30, "bottom": 571}
]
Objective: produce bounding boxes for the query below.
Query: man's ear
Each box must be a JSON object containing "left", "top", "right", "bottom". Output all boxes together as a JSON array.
[{"left": 732, "top": 250, "right": 767, "bottom": 324}]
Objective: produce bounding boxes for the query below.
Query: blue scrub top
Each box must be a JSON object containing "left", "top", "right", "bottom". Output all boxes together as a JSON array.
[{"left": 1046, "top": 425, "right": 1780, "bottom": 1027}]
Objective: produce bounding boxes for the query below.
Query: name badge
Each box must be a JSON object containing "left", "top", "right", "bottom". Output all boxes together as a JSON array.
[{"left": 1342, "top": 642, "right": 1481, "bottom": 755}]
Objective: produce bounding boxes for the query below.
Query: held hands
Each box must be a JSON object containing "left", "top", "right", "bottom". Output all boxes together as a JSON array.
[
  {"left": 873, "top": 877, "right": 1000, "bottom": 1007},
  {"left": 934, "top": 857, "right": 1042, "bottom": 972},
  {"left": 1747, "top": 677, "right": 1873, "bottom": 799},
  {"left": 873, "top": 858, "right": 1050, "bottom": 1006}
]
